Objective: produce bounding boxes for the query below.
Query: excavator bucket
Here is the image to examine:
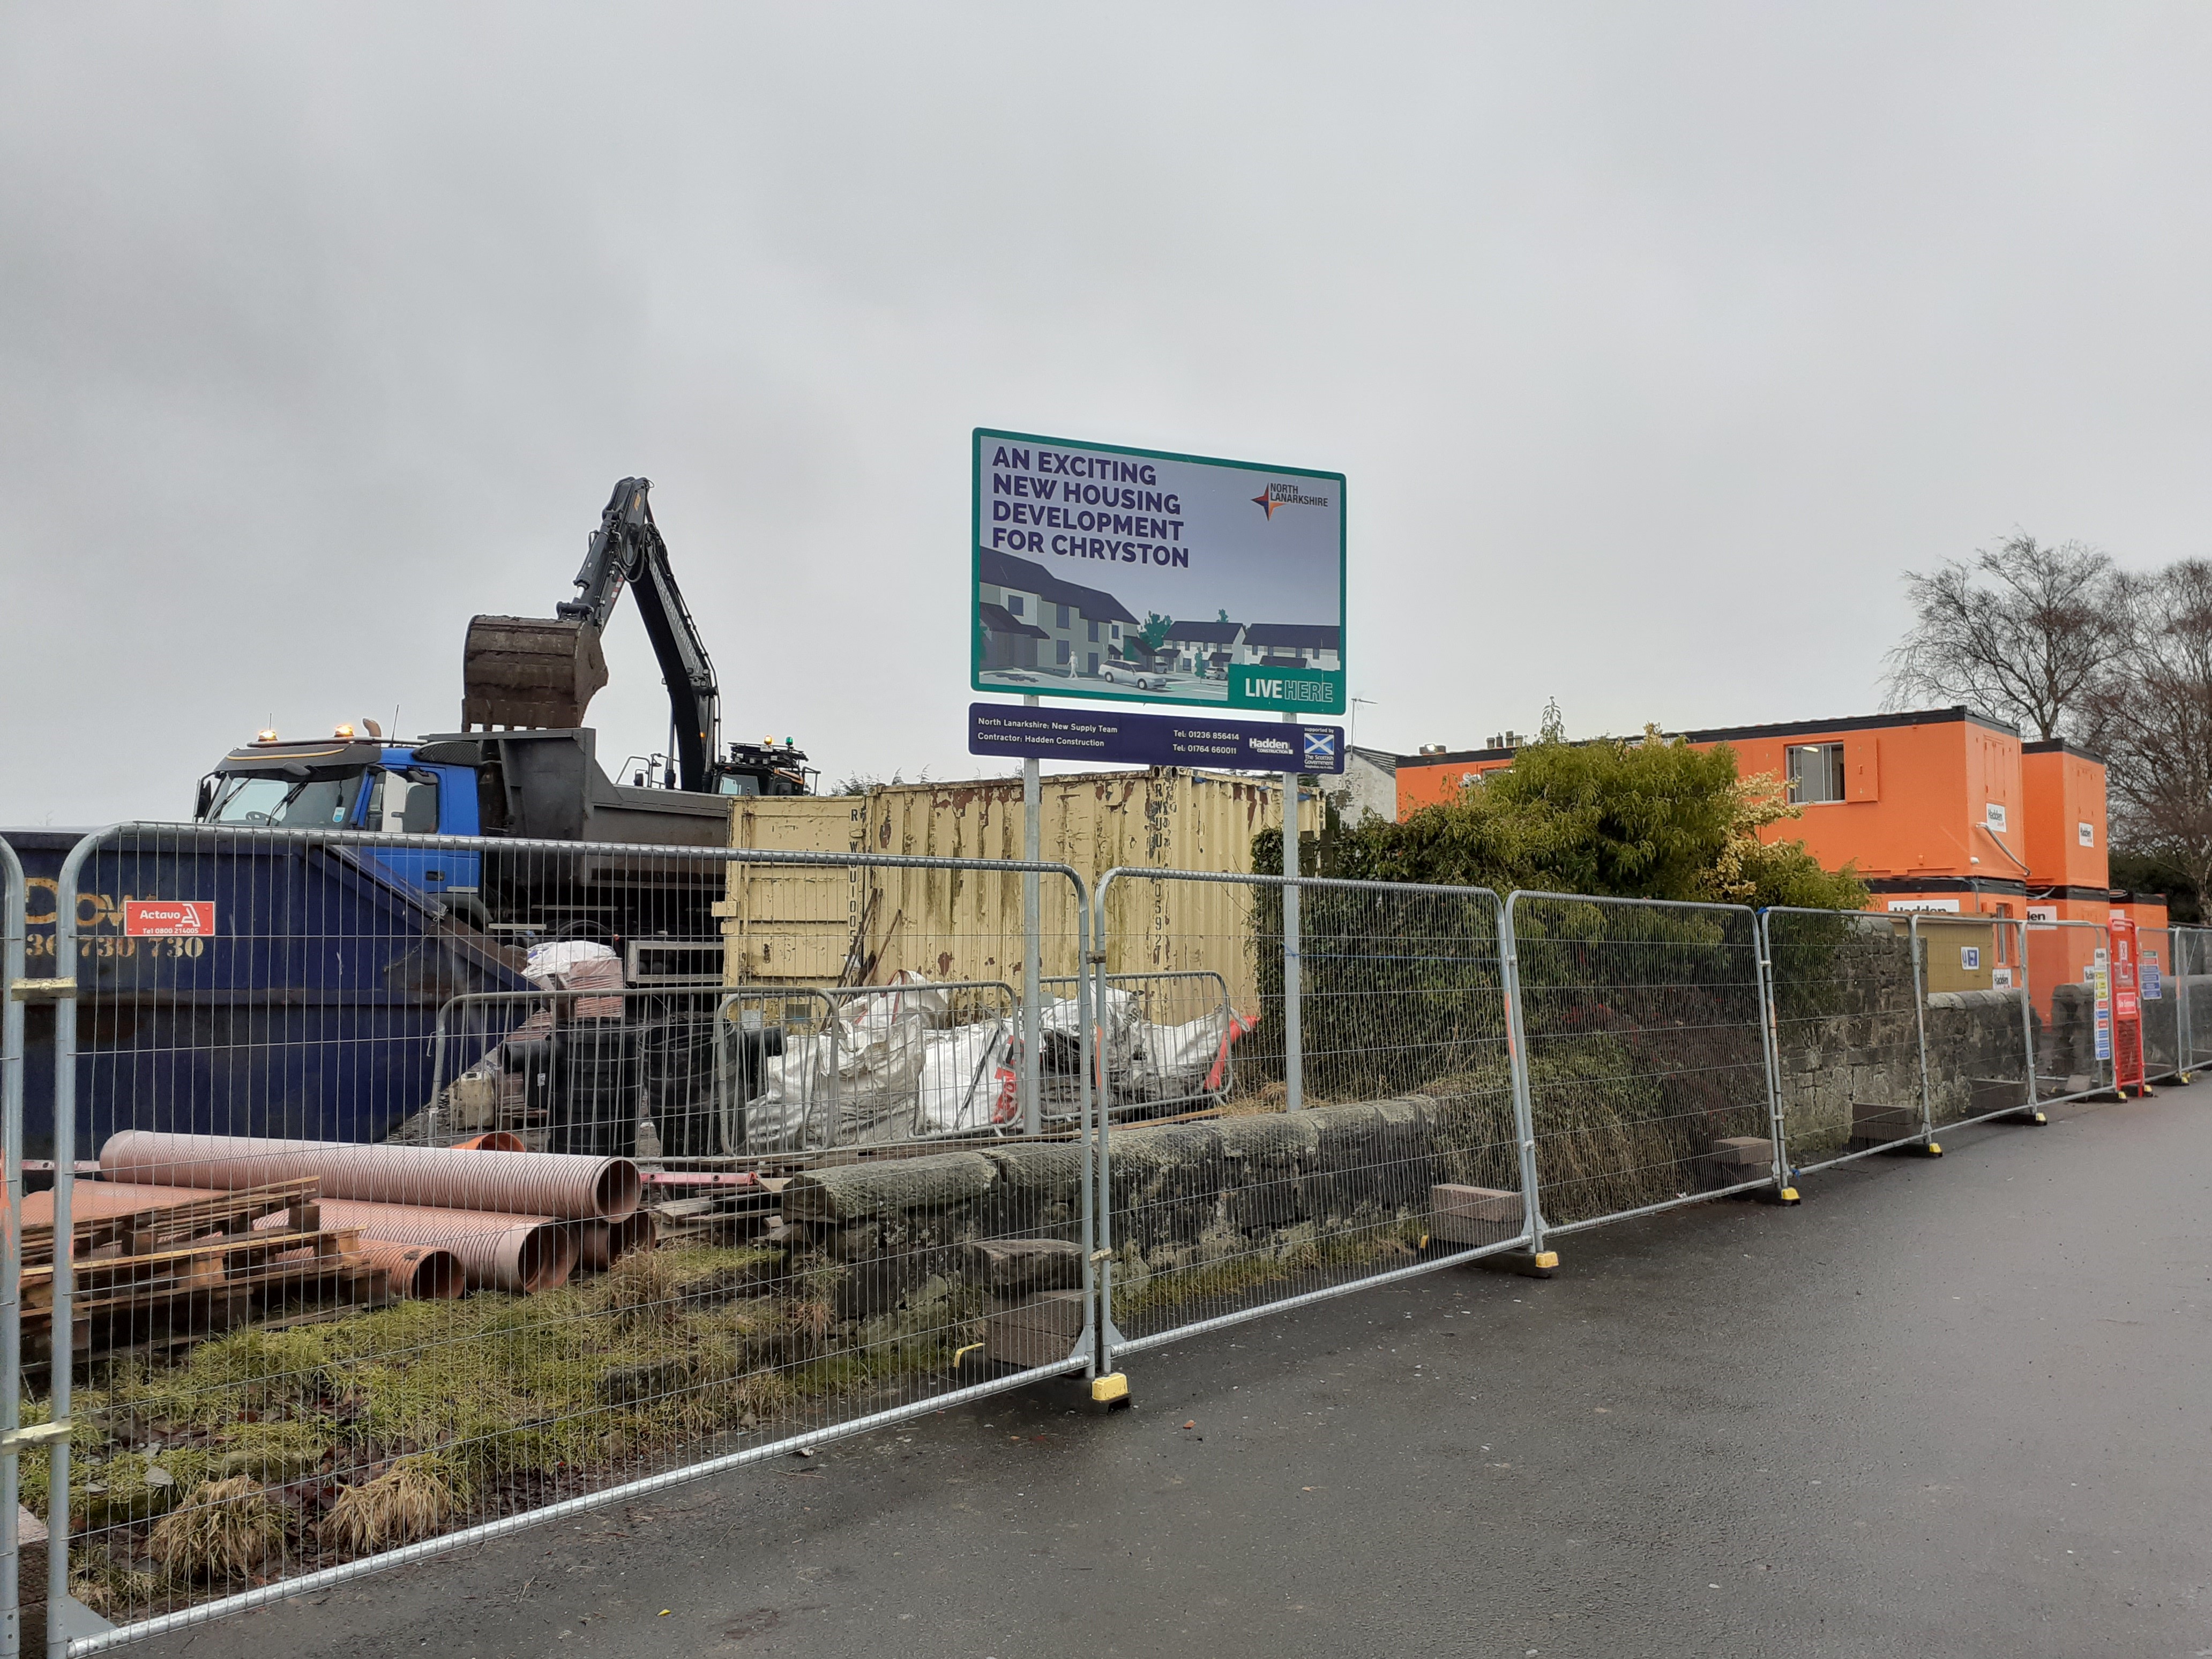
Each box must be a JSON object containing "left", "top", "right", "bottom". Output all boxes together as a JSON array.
[{"left": 460, "top": 614, "right": 610, "bottom": 729}]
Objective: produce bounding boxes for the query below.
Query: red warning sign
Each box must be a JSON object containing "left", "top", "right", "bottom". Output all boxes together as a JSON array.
[
  {"left": 123, "top": 900, "right": 216, "bottom": 938},
  {"left": 2108, "top": 913, "right": 2144, "bottom": 1093}
]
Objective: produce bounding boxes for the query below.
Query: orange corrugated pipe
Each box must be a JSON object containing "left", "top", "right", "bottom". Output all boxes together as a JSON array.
[
  {"left": 567, "top": 1210, "right": 659, "bottom": 1274},
  {"left": 297, "top": 1197, "right": 574, "bottom": 1293},
  {"left": 450, "top": 1131, "right": 528, "bottom": 1153},
  {"left": 354, "top": 1239, "right": 467, "bottom": 1300},
  {"left": 100, "top": 1131, "right": 640, "bottom": 1222}
]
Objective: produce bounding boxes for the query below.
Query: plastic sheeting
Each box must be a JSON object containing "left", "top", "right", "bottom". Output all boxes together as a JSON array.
[
  {"left": 739, "top": 974, "right": 1003, "bottom": 1150},
  {"left": 736, "top": 976, "right": 1247, "bottom": 1151}
]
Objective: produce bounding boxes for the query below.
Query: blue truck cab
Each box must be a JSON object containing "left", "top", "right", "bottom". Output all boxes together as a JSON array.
[
  {"left": 198, "top": 723, "right": 806, "bottom": 941},
  {"left": 196, "top": 729, "right": 484, "bottom": 911},
  {"left": 349, "top": 745, "right": 483, "bottom": 901}
]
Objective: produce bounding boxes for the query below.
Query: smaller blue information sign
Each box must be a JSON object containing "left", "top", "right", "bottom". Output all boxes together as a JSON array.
[{"left": 969, "top": 703, "right": 1344, "bottom": 774}]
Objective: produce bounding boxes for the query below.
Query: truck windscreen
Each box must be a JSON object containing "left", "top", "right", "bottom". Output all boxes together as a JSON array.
[{"left": 206, "top": 770, "right": 364, "bottom": 827}]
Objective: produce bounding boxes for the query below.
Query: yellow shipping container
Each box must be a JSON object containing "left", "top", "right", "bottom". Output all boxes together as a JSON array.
[{"left": 716, "top": 768, "right": 1320, "bottom": 1014}]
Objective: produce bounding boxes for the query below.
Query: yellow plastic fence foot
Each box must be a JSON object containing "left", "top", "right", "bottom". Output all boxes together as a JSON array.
[
  {"left": 1089, "top": 1373, "right": 1132, "bottom": 1411},
  {"left": 1924, "top": 1141, "right": 1944, "bottom": 1157},
  {"left": 1775, "top": 1185, "right": 1802, "bottom": 1205}
]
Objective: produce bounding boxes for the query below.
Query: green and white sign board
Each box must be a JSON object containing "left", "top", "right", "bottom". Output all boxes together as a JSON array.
[{"left": 973, "top": 427, "right": 1345, "bottom": 714}]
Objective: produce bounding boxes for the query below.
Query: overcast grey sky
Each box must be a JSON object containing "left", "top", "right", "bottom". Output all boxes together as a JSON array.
[{"left": 5, "top": 4, "right": 2209, "bottom": 823}]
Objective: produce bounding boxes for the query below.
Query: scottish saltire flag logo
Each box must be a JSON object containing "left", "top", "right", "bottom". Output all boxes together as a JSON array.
[{"left": 1303, "top": 728, "right": 1337, "bottom": 766}]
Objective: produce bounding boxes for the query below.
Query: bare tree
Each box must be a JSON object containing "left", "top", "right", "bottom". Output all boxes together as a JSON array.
[
  {"left": 1882, "top": 534, "right": 2126, "bottom": 739},
  {"left": 2083, "top": 561, "right": 2212, "bottom": 906}
]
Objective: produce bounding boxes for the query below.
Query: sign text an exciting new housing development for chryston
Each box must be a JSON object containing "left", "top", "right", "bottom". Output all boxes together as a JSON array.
[{"left": 973, "top": 428, "right": 1346, "bottom": 714}]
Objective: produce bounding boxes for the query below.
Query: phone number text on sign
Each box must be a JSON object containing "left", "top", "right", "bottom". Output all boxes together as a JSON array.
[{"left": 123, "top": 900, "right": 217, "bottom": 938}]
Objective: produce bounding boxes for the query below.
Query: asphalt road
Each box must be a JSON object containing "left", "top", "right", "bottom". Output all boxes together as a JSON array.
[{"left": 144, "top": 1084, "right": 2212, "bottom": 1659}]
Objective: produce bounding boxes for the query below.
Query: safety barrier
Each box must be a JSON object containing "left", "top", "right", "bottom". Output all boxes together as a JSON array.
[
  {"left": 2166, "top": 925, "right": 2211, "bottom": 1079},
  {"left": 1511, "top": 893, "right": 1778, "bottom": 1230},
  {"left": 7, "top": 824, "right": 1101, "bottom": 1654},
  {"left": 2026, "top": 917, "right": 2116, "bottom": 1104},
  {"left": 2, "top": 840, "right": 27, "bottom": 1658},
  {"left": 1040, "top": 970, "right": 1239, "bottom": 1120},
  {"left": 2138, "top": 926, "right": 2181, "bottom": 1083},
  {"left": 0, "top": 824, "right": 2198, "bottom": 1653},
  {"left": 1914, "top": 916, "right": 2040, "bottom": 1135},
  {"left": 1087, "top": 871, "right": 1534, "bottom": 1372},
  {"left": 1761, "top": 907, "right": 1935, "bottom": 1168}
]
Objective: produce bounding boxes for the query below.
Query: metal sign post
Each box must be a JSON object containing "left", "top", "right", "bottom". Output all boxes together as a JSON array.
[
  {"left": 1022, "top": 696, "right": 1043, "bottom": 1135},
  {"left": 1281, "top": 715, "right": 1303, "bottom": 1114}
]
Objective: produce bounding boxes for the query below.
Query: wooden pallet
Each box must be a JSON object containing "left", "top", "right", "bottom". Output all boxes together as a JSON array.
[
  {"left": 18, "top": 1180, "right": 384, "bottom": 1362},
  {"left": 21, "top": 1178, "right": 325, "bottom": 1268},
  {"left": 23, "top": 1227, "right": 370, "bottom": 1313}
]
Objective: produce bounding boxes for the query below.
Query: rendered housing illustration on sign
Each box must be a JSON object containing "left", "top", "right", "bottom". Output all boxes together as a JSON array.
[{"left": 973, "top": 428, "right": 1346, "bottom": 713}]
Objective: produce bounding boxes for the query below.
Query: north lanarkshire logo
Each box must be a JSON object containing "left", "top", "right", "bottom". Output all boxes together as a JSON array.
[{"left": 1250, "top": 481, "right": 1332, "bottom": 519}]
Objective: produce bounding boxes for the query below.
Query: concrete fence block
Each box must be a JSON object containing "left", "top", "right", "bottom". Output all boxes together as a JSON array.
[
  {"left": 1428, "top": 1183, "right": 1522, "bottom": 1243},
  {"left": 985, "top": 1288, "right": 1087, "bottom": 1367},
  {"left": 964, "top": 1236, "right": 1085, "bottom": 1295}
]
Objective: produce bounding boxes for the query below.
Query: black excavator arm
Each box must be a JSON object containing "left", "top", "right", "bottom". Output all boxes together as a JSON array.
[
  {"left": 558, "top": 478, "right": 722, "bottom": 793},
  {"left": 461, "top": 478, "right": 726, "bottom": 794}
]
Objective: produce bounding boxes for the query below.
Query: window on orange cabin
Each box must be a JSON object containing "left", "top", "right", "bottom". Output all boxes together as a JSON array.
[{"left": 1786, "top": 743, "right": 1847, "bottom": 805}]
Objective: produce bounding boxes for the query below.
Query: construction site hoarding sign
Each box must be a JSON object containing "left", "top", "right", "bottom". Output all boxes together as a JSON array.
[
  {"left": 968, "top": 703, "right": 1344, "bottom": 773},
  {"left": 973, "top": 428, "right": 1346, "bottom": 714}
]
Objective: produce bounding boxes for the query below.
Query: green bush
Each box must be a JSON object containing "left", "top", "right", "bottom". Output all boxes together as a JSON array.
[{"left": 1263, "top": 728, "right": 1867, "bottom": 911}]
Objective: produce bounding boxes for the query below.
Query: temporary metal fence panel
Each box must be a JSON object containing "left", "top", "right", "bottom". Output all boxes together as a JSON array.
[
  {"left": 1912, "top": 916, "right": 2039, "bottom": 1135},
  {"left": 1, "top": 839, "right": 28, "bottom": 1658},
  {"left": 2025, "top": 917, "right": 2114, "bottom": 1104},
  {"left": 1511, "top": 893, "right": 1778, "bottom": 1232},
  {"left": 2137, "top": 926, "right": 2183, "bottom": 1083},
  {"left": 1760, "top": 908, "right": 1933, "bottom": 1171},
  {"left": 1090, "top": 871, "right": 1532, "bottom": 1367},
  {"left": 1040, "top": 969, "right": 1238, "bottom": 1120},
  {"left": 2177, "top": 926, "right": 2212, "bottom": 1075},
  {"left": 13, "top": 824, "right": 1098, "bottom": 1654}
]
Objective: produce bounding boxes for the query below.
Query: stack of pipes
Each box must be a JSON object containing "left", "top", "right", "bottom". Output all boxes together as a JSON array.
[{"left": 95, "top": 1133, "right": 654, "bottom": 1295}]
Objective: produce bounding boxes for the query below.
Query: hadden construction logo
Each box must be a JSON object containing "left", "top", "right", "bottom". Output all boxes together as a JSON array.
[{"left": 1250, "top": 480, "right": 1332, "bottom": 520}]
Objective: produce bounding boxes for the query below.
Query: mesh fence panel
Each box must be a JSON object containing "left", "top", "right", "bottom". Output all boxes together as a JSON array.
[
  {"left": 0, "top": 838, "right": 26, "bottom": 1645},
  {"left": 2026, "top": 918, "right": 2111, "bottom": 1102},
  {"left": 2179, "top": 928, "right": 2212, "bottom": 1073},
  {"left": 1918, "top": 917, "right": 2035, "bottom": 1133},
  {"left": 1511, "top": 894, "right": 1774, "bottom": 1229},
  {"left": 1762, "top": 909, "right": 1929, "bottom": 1168},
  {"left": 2138, "top": 927, "right": 2182, "bottom": 1081},
  {"left": 26, "top": 825, "right": 1097, "bottom": 1644},
  {"left": 1094, "top": 873, "right": 1527, "bottom": 1358}
]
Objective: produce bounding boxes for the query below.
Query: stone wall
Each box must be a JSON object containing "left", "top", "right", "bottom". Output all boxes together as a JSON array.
[
  {"left": 1770, "top": 939, "right": 2135, "bottom": 1155},
  {"left": 779, "top": 1094, "right": 1516, "bottom": 1354},
  {"left": 1769, "top": 937, "right": 1925, "bottom": 1161},
  {"left": 773, "top": 956, "right": 2179, "bottom": 1357}
]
